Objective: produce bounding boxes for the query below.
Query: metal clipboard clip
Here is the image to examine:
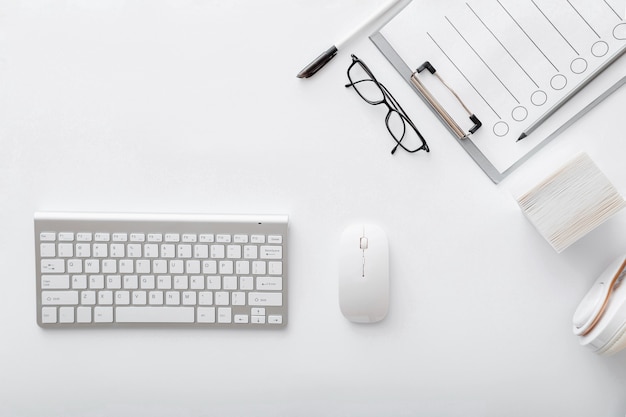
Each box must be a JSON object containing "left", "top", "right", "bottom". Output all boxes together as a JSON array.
[{"left": 410, "top": 61, "right": 481, "bottom": 139}]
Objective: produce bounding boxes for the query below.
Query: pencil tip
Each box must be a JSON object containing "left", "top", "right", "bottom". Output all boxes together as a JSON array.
[{"left": 517, "top": 132, "right": 527, "bottom": 142}]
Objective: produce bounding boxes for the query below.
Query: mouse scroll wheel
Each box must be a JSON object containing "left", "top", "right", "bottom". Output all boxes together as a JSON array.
[{"left": 360, "top": 237, "right": 368, "bottom": 250}]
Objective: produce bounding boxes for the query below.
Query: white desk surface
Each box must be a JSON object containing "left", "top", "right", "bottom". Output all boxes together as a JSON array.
[{"left": 1, "top": 1, "right": 626, "bottom": 416}]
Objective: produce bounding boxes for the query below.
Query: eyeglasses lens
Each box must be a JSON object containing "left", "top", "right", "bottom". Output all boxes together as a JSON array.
[
  {"left": 387, "top": 110, "right": 425, "bottom": 152},
  {"left": 349, "top": 63, "right": 385, "bottom": 104}
]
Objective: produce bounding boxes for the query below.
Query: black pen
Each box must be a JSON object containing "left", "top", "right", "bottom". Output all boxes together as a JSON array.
[{"left": 297, "top": 0, "right": 409, "bottom": 79}]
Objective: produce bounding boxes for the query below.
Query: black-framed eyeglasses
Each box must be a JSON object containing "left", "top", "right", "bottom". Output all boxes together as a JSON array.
[{"left": 345, "top": 54, "right": 429, "bottom": 154}]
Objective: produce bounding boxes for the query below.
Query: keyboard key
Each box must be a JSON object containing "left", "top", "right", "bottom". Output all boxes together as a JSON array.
[
  {"left": 94, "top": 306, "right": 113, "bottom": 322},
  {"left": 123, "top": 275, "right": 138, "bottom": 289},
  {"left": 136, "top": 260, "right": 150, "bottom": 273},
  {"left": 198, "top": 292, "right": 213, "bottom": 305},
  {"left": 59, "top": 232, "right": 75, "bottom": 241},
  {"left": 93, "top": 244, "right": 108, "bottom": 257},
  {"left": 240, "top": 276, "right": 254, "bottom": 290},
  {"left": 76, "top": 233, "right": 92, "bottom": 242},
  {"left": 89, "top": 275, "right": 104, "bottom": 289},
  {"left": 40, "top": 232, "right": 56, "bottom": 241},
  {"left": 211, "top": 245, "right": 225, "bottom": 259},
  {"left": 268, "top": 261, "right": 282, "bottom": 275},
  {"left": 182, "top": 234, "right": 197, "bottom": 243},
  {"left": 251, "top": 235, "right": 265, "bottom": 244},
  {"left": 194, "top": 244, "right": 209, "bottom": 258},
  {"left": 234, "top": 234, "right": 248, "bottom": 243},
  {"left": 260, "top": 246, "right": 282, "bottom": 259},
  {"left": 186, "top": 260, "right": 200, "bottom": 274},
  {"left": 236, "top": 260, "right": 250, "bottom": 275},
  {"left": 223, "top": 276, "right": 237, "bottom": 290},
  {"left": 115, "top": 291, "right": 130, "bottom": 305},
  {"left": 231, "top": 292, "right": 245, "bottom": 306},
  {"left": 216, "top": 234, "right": 231, "bottom": 243},
  {"left": 169, "top": 260, "right": 184, "bottom": 274},
  {"left": 165, "top": 291, "right": 180, "bottom": 305},
  {"left": 76, "top": 306, "right": 92, "bottom": 323},
  {"left": 140, "top": 275, "right": 155, "bottom": 289},
  {"left": 94, "top": 233, "right": 110, "bottom": 242},
  {"left": 199, "top": 234, "right": 214, "bottom": 243},
  {"left": 157, "top": 275, "right": 172, "bottom": 289},
  {"left": 248, "top": 292, "right": 282, "bottom": 306},
  {"left": 41, "top": 259, "right": 65, "bottom": 273},
  {"left": 98, "top": 291, "right": 113, "bottom": 305},
  {"left": 41, "top": 307, "right": 57, "bottom": 323},
  {"left": 75, "top": 244, "right": 91, "bottom": 257},
  {"left": 268, "top": 235, "right": 283, "bottom": 244},
  {"left": 59, "top": 306, "right": 74, "bottom": 323},
  {"left": 58, "top": 243, "right": 73, "bottom": 257},
  {"left": 161, "top": 244, "right": 175, "bottom": 258},
  {"left": 116, "top": 307, "right": 194, "bottom": 323},
  {"left": 85, "top": 259, "right": 99, "bottom": 273},
  {"left": 197, "top": 307, "right": 216, "bottom": 323},
  {"left": 81, "top": 291, "right": 96, "bottom": 305},
  {"left": 147, "top": 233, "right": 163, "bottom": 242},
  {"left": 182, "top": 291, "right": 196, "bottom": 305},
  {"left": 268, "top": 315, "right": 283, "bottom": 324},
  {"left": 40, "top": 243, "right": 56, "bottom": 257},
  {"left": 67, "top": 259, "right": 82, "bottom": 273},
  {"left": 72, "top": 275, "right": 87, "bottom": 289},
  {"left": 256, "top": 276, "right": 283, "bottom": 291},
  {"left": 217, "top": 307, "right": 232, "bottom": 323},
  {"left": 112, "top": 233, "right": 128, "bottom": 242},
  {"left": 177, "top": 244, "right": 192, "bottom": 258},
  {"left": 215, "top": 291, "right": 229, "bottom": 305},
  {"left": 41, "top": 290, "right": 79, "bottom": 305},
  {"left": 130, "top": 233, "right": 145, "bottom": 242},
  {"left": 174, "top": 275, "right": 188, "bottom": 290},
  {"left": 234, "top": 314, "right": 249, "bottom": 323},
  {"left": 165, "top": 233, "right": 180, "bottom": 242},
  {"left": 243, "top": 245, "right": 258, "bottom": 259},
  {"left": 41, "top": 274, "right": 70, "bottom": 289},
  {"left": 252, "top": 261, "right": 266, "bottom": 275},
  {"left": 149, "top": 291, "right": 164, "bottom": 305},
  {"left": 132, "top": 291, "right": 147, "bottom": 305},
  {"left": 227, "top": 245, "right": 242, "bottom": 259},
  {"left": 127, "top": 244, "right": 142, "bottom": 258},
  {"left": 190, "top": 275, "right": 204, "bottom": 289},
  {"left": 219, "top": 260, "right": 233, "bottom": 274},
  {"left": 144, "top": 244, "right": 158, "bottom": 258},
  {"left": 106, "top": 275, "right": 122, "bottom": 289},
  {"left": 110, "top": 244, "right": 124, "bottom": 258},
  {"left": 202, "top": 260, "right": 217, "bottom": 274}
]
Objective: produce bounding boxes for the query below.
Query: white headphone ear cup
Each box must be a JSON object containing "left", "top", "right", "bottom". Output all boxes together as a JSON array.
[{"left": 598, "top": 322, "right": 626, "bottom": 356}]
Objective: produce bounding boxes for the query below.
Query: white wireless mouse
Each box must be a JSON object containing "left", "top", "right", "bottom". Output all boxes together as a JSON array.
[{"left": 338, "top": 224, "right": 389, "bottom": 323}]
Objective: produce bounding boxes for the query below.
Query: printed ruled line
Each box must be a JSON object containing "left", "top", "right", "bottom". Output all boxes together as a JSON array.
[
  {"left": 531, "top": 0, "right": 580, "bottom": 55},
  {"left": 426, "top": 31, "right": 501, "bottom": 119},
  {"left": 603, "top": 0, "right": 623, "bottom": 20},
  {"left": 567, "top": 0, "right": 601, "bottom": 38},
  {"left": 466, "top": 2, "right": 539, "bottom": 88},
  {"left": 446, "top": 16, "right": 520, "bottom": 104},
  {"left": 496, "top": 0, "right": 559, "bottom": 72}
]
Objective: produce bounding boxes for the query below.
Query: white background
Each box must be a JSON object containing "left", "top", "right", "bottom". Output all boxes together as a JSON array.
[{"left": 1, "top": 1, "right": 626, "bottom": 416}]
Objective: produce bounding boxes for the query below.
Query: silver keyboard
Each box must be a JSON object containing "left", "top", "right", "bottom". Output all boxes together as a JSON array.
[{"left": 34, "top": 212, "right": 288, "bottom": 328}]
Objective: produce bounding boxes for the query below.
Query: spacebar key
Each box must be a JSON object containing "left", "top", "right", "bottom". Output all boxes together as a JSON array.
[{"left": 116, "top": 307, "right": 195, "bottom": 323}]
